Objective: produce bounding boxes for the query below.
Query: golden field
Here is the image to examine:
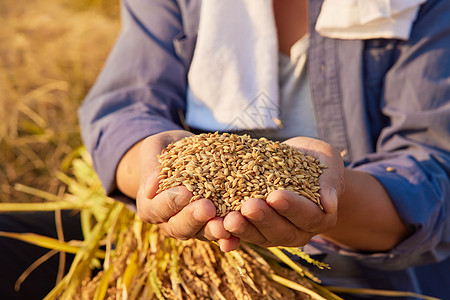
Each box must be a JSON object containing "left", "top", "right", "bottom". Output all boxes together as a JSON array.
[{"left": 0, "top": 0, "right": 120, "bottom": 203}]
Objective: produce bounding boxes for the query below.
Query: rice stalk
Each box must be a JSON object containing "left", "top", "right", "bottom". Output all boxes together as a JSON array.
[
  {"left": 0, "top": 231, "right": 104, "bottom": 258},
  {"left": 0, "top": 201, "right": 84, "bottom": 211},
  {"left": 14, "top": 249, "right": 59, "bottom": 292},
  {"left": 14, "top": 183, "right": 62, "bottom": 202},
  {"left": 268, "top": 247, "right": 318, "bottom": 282},
  {"left": 280, "top": 246, "right": 329, "bottom": 270},
  {"left": 93, "top": 266, "right": 114, "bottom": 300},
  {"left": 263, "top": 272, "right": 326, "bottom": 300},
  {"left": 168, "top": 240, "right": 182, "bottom": 300}
]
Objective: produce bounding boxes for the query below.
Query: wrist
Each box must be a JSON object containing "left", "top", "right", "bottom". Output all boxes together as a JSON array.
[
  {"left": 321, "top": 168, "right": 409, "bottom": 252},
  {"left": 116, "top": 140, "right": 144, "bottom": 199}
]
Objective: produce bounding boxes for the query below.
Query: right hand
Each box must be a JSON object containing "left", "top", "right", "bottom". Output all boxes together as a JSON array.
[{"left": 136, "top": 130, "right": 240, "bottom": 251}]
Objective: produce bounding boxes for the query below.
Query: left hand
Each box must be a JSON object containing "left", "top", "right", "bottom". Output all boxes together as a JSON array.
[
  {"left": 135, "top": 131, "right": 239, "bottom": 249},
  {"left": 222, "top": 137, "right": 344, "bottom": 249}
]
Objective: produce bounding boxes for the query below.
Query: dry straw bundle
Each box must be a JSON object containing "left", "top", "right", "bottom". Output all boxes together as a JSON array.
[
  {"left": 72, "top": 212, "right": 330, "bottom": 300},
  {"left": 0, "top": 149, "right": 441, "bottom": 300},
  {"left": 158, "top": 132, "right": 327, "bottom": 216}
]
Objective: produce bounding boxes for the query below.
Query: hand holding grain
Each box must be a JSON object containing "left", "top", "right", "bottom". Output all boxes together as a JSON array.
[
  {"left": 223, "top": 136, "right": 344, "bottom": 248},
  {"left": 156, "top": 133, "right": 343, "bottom": 250},
  {"left": 136, "top": 130, "right": 236, "bottom": 247}
]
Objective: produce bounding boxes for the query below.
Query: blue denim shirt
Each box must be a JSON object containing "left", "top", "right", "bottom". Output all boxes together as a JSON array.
[{"left": 79, "top": 0, "right": 450, "bottom": 298}]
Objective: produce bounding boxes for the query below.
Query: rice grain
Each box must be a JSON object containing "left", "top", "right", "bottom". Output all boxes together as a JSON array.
[{"left": 157, "top": 132, "right": 327, "bottom": 216}]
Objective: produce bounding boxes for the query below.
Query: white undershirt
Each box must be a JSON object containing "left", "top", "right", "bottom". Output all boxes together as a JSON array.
[
  {"left": 238, "top": 34, "right": 317, "bottom": 141},
  {"left": 273, "top": 35, "right": 317, "bottom": 140},
  {"left": 186, "top": 35, "right": 316, "bottom": 142}
]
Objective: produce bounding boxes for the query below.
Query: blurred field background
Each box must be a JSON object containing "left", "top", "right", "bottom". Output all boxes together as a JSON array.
[{"left": 0, "top": 0, "right": 120, "bottom": 203}]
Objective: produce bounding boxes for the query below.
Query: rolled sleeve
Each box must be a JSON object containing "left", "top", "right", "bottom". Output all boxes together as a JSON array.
[
  {"left": 78, "top": 0, "right": 188, "bottom": 195},
  {"left": 350, "top": 151, "right": 450, "bottom": 270},
  {"left": 81, "top": 88, "right": 183, "bottom": 195}
]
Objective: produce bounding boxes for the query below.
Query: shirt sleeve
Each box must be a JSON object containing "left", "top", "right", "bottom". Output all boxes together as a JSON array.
[
  {"left": 347, "top": 0, "right": 450, "bottom": 270},
  {"left": 78, "top": 0, "right": 188, "bottom": 197}
]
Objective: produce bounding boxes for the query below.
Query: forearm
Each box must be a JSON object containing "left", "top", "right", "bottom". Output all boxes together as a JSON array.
[
  {"left": 321, "top": 168, "right": 409, "bottom": 252},
  {"left": 116, "top": 141, "right": 144, "bottom": 199}
]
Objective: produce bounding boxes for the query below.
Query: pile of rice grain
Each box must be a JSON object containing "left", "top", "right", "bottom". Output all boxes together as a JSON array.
[{"left": 157, "top": 132, "right": 326, "bottom": 217}]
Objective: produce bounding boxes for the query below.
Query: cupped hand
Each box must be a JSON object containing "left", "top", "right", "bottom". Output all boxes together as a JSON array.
[
  {"left": 223, "top": 137, "right": 344, "bottom": 248},
  {"left": 136, "top": 130, "right": 240, "bottom": 250}
]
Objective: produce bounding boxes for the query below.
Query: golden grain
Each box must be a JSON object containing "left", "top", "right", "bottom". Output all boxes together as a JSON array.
[{"left": 157, "top": 132, "right": 327, "bottom": 216}]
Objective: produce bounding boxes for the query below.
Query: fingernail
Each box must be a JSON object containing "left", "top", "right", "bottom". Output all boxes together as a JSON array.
[
  {"left": 218, "top": 239, "right": 226, "bottom": 252},
  {"left": 193, "top": 206, "right": 214, "bottom": 222},
  {"left": 268, "top": 198, "right": 289, "bottom": 212},
  {"left": 218, "top": 237, "right": 240, "bottom": 252},
  {"left": 167, "top": 190, "right": 189, "bottom": 207},
  {"left": 218, "top": 239, "right": 232, "bottom": 252},
  {"left": 175, "top": 195, "right": 190, "bottom": 207},
  {"left": 223, "top": 220, "right": 239, "bottom": 233},
  {"left": 245, "top": 209, "right": 264, "bottom": 221}
]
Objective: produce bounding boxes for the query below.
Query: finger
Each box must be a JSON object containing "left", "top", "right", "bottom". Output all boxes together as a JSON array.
[
  {"left": 137, "top": 186, "right": 192, "bottom": 224},
  {"left": 266, "top": 190, "right": 334, "bottom": 233},
  {"left": 159, "top": 199, "right": 216, "bottom": 240},
  {"left": 312, "top": 142, "right": 342, "bottom": 214},
  {"left": 223, "top": 211, "right": 270, "bottom": 246},
  {"left": 217, "top": 236, "right": 241, "bottom": 252},
  {"left": 318, "top": 166, "right": 341, "bottom": 215},
  {"left": 196, "top": 217, "right": 231, "bottom": 241},
  {"left": 241, "top": 198, "right": 313, "bottom": 247},
  {"left": 283, "top": 137, "right": 343, "bottom": 214},
  {"left": 139, "top": 141, "right": 169, "bottom": 199}
]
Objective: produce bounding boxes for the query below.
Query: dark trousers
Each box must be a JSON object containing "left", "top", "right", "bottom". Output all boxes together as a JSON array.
[{"left": 0, "top": 211, "right": 83, "bottom": 300}]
